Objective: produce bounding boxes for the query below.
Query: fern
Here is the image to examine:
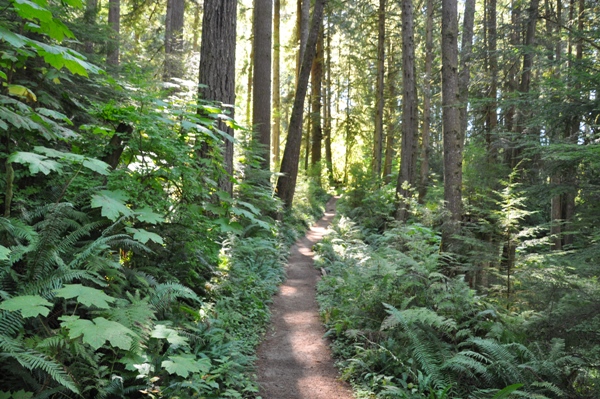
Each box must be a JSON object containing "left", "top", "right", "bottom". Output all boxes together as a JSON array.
[{"left": 0, "top": 335, "right": 79, "bottom": 394}]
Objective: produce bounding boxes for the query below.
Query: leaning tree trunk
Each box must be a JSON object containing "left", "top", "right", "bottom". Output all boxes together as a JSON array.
[
  {"left": 396, "top": 0, "right": 418, "bottom": 221},
  {"left": 276, "top": 0, "right": 327, "bottom": 208},
  {"left": 198, "top": 0, "right": 237, "bottom": 195}
]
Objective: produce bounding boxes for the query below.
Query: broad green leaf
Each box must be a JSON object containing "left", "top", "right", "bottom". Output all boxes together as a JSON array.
[
  {"left": 0, "top": 295, "right": 52, "bottom": 318},
  {"left": 12, "top": 390, "right": 34, "bottom": 399},
  {"left": 491, "top": 384, "right": 524, "bottom": 399},
  {"left": 7, "top": 85, "right": 36, "bottom": 102},
  {"left": 59, "top": 316, "right": 137, "bottom": 350},
  {"left": 215, "top": 218, "right": 243, "bottom": 234},
  {"left": 125, "top": 227, "right": 164, "bottom": 245},
  {"left": 0, "top": 26, "right": 28, "bottom": 48},
  {"left": 161, "top": 355, "right": 211, "bottom": 378},
  {"left": 0, "top": 391, "right": 10, "bottom": 399},
  {"left": 151, "top": 324, "right": 189, "bottom": 346},
  {"left": 13, "top": 0, "right": 53, "bottom": 24},
  {"left": 8, "top": 152, "right": 61, "bottom": 175},
  {"left": 0, "top": 245, "right": 10, "bottom": 260},
  {"left": 35, "top": 108, "right": 72, "bottom": 125},
  {"left": 55, "top": 284, "right": 116, "bottom": 309},
  {"left": 34, "top": 146, "right": 110, "bottom": 175},
  {"left": 134, "top": 207, "right": 164, "bottom": 224},
  {"left": 90, "top": 190, "right": 133, "bottom": 221}
]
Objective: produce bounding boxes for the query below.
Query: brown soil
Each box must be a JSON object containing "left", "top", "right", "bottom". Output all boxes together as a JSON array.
[{"left": 255, "top": 197, "right": 354, "bottom": 399}]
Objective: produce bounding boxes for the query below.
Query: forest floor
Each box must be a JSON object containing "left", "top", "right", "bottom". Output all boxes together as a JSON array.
[{"left": 255, "top": 197, "right": 354, "bottom": 399}]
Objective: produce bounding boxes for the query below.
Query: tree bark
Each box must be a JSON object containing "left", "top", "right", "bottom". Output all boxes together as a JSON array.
[
  {"left": 484, "top": 0, "right": 498, "bottom": 158},
  {"left": 276, "top": 0, "right": 327, "bottom": 208},
  {"left": 324, "top": 21, "right": 334, "bottom": 186},
  {"left": 84, "top": 0, "right": 98, "bottom": 53},
  {"left": 396, "top": 0, "right": 418, "bottom": 221},
  {"left": 253, "top": 0, "right": 273, "bottom": 173},
  {"left": 458, "top": 0, "right": 475, "bottom": 137},
  {"left": 441, "top": 0, "right": 463, "bottom": 253},
  {"left": 383, "top": 40, "right": 397, "bottom": 184},
  {"left": 107, "top": 0, "right": 120, "bottom": 66},
  {"left": 418, "top": 0, "right": 434, "bottom": 202},
  {"left": 273, "top": 0, "right": 281, "bottom": 167},
  {"left": 372, "top": 0, "right": 386, "bottom": 180},
  {"left": 310, "top": 23, "right": 324, "bottom": 175},
  {"left": 198, "top": 0, "right": 237, "bottom": 195},
  {"left": 164, "top": 0, "right": 186, "bottom": 81}
]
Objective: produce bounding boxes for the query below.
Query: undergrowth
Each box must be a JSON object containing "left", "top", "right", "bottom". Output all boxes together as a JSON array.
[{"left": 315, "top": 203, "right": 588, "bottom": 399}]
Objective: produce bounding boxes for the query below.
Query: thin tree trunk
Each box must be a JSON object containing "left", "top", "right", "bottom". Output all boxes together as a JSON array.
[
  {"left": 310, "top": 23, "right": 324, "bottom": 177},
  {"left": 164, "top": 0, "right": 185, "bottom": 81},
  {"left": 441, "top": 0, "right": 462, "bottom": 253},
  {"left": 324, "top": 21, "right": 334, "bottom": 186},
  {"left": 485, "top": 0, "right": 498, "bottom": 158},
  {"left": 273, "top": 0, "right": 281, "bottom": 167},
  {"left": 198, "top": 0, "right": 237, "bottom": 195},
  {"left": 458, "top": 0, "right": 475, "bottom": 137},
  {"left": 383, "top": 40, "right": 397, "bottom": 184},
  {"left": 372, "top": 0, "right": 386, "bottom": 180},
  {"left": 84, "top": 0, "right": 98, "bottom": 53},
  {"left": 418, "top": 0, "right": 434, "bottom": 202},
  {"left": 396, "top": 0, "right": 418, "bottom": 221},
  {"left": 107, "top": 0, "right": 120, "bottom": 66},
  {"left": 277, "top": 0, "right": 327, "bottom": 208}
]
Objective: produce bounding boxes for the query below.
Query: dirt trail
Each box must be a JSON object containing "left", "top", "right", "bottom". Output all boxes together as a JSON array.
[{"left": 255, "top": 197, "right": 354, "bottom": 399}]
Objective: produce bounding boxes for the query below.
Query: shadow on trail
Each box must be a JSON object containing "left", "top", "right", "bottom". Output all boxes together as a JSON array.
[{"left": 255, "top": 198, "right": 354, "bottom": 399}]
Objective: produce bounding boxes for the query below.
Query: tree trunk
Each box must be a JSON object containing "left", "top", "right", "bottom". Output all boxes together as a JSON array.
[
  {"left": 441, "top": 0, "right": 462, "bottom": 253},
  {"left": 253, "top": 0, "right": 273, "bottom": 173},
  {"left": 458, "top": 0, "right": 475, "bottom": 137},
  {"left": 273, "top": 0, "right": 281, "bottom": 167},
  {"left": 418, "top": 0, "right": 434, "bottom": 202},
  {"left": 297, "top": 0, "right": 310, "bottom": 84},
  {"left": 383, "top": 40, "right": 397, "bottom": 184},
  {"left": 372, "top": 0, "right": 386, "bottom": 180},
  {"left": 324, "top": 21, "right": 334, "bottom": 186},
  {"left": 276, "top": 0, "right": 327, "bottom": 208},
  {"left": 198, "top": 0, "right": 237, "bottom": 195},
  {"left": 192, "top": 2, "right": 201, "bottom": 52},
  {"left": 310, "top": 23, "right": 324, "bottom": 177},
  {"left": 164, "top": 0, "right": 186, "bottom": 81},
  {"left": 484, "top": 0, "right": 498, "bottom": 158},
  {"left": 84, "top": 0, "right": 98, "bottom": 53},
  {"left": 396, "top": 0, "right": 418, "bottom": 221},
  {"left": 107, "top": 0, "right": 120, "bottom": 66}
]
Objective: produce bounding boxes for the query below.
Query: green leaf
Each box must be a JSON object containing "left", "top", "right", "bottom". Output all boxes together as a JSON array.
[
  {"left": 7, "top": 85, "right": 37, "bottom": 102},
  {"left": 12, "top": 390, "right": 33, "bottom": 399},
  {"left": 0, "top": 295, "right": 52, "bottom": 317},
  {"left": 59, "top": 316, "right": 137, "bottom": 350},
  {"left": 161, "top": 355, "right": 211, "bottom": 378},
  {"left": 215, "top": 218, "right": 243, "bottom": 234},
  {"left": 134, "top": 207, "right": 164, "bottom": 224},
  {"left": 0, "top": 26, "right": 28, "bottom": 48},
  {"left": 8, "top": 152, "right": 61, "bottom": 175},
  {"left": 0, "top": 245, "right": 10, "bottom": 260},
  {"left": 35, "top": 108, "right": 72, "bottom": 125},
  {"left": 491, "top": 384, "right": 524, "bottom": 399},
  {"left": 90, "top": 190, "right": 133, "bottom": 221},
  {"left": 151, "top": 324, "right": 189, "bottom": 346},
  {"left": 55, "top": 284, "right": 116, "bottom": 309},
  {"left": 33, "top": 146, "right": 110, "bottom": 175},
  {"left": 125, "top": 227, "right": 163, "bottom": 245}
]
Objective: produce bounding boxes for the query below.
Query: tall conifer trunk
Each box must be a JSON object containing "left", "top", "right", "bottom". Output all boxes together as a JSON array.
[
  {"left": 273, "top": 0, "right": 281, "bottom": 167},
  {"left": 396, "top": 0, "right": 418, "bottom": 221},
  {"left": 372, "top": 0, "right": 386, "bottom": 180},
  {"left": 441, "top": 0, "right": 462, "bottom": 254},
  {"left": 310, "top": 23, "right": 324, "bottom": 178},
  {"left": 418, "top": 0, "right": 434, "bottom": 202},
  {"left": 198, "top": 0, "right": 237, "bottom": 195},
  {"left": 253, "top": 0, "right": 273, "bottom": 173},
  {"left": 107, "top": 0, "right": 120, "bottom": 66}
]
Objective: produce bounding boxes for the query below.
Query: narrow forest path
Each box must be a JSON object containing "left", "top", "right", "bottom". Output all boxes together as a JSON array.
[{"left": 255, "top": 197, "right": 354, "bottom": 399}]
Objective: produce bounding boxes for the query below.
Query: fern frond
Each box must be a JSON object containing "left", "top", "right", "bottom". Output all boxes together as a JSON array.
[
  {"left": 0, "top": 335, "right": 79, "bottom": 394},
  {"left": 151, "top": 282, "right": 201, "bottom": 314}
]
